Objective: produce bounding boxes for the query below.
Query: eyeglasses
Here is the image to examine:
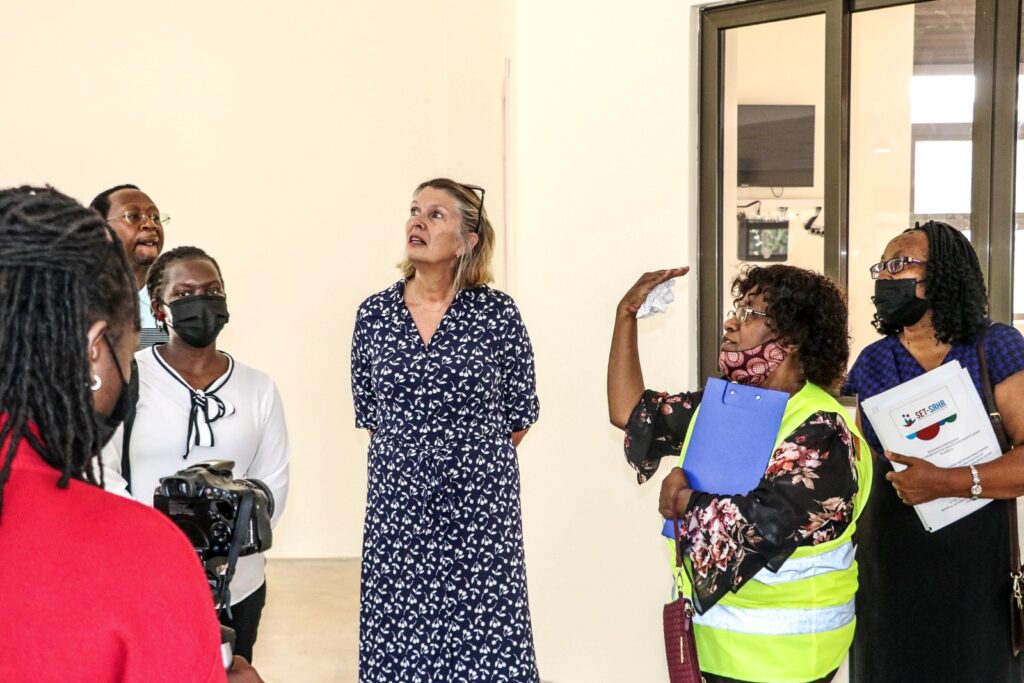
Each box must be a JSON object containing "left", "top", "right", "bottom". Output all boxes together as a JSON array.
[
  {"left": 111, "top": 212, "right": 170, "bottom": 227},
  {"left": 869, "top": 256, "right": 926, "bottom": 279},
  {"left": 727, "top": 306, "right": 769, "bottom": 323},
  {"left": 461, "top": 184, "right": 486, "bottom": 233}
]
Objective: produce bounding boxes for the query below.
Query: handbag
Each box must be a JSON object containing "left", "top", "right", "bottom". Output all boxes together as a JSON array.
[
  {"left": 977, "top": 327, "right": 1024, "bottom": 656},
  {"left": 663, "top": 487, "right": 704, "bottom": 683}
]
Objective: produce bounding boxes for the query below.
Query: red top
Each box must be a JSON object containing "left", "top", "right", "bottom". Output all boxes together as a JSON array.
[{"left": 0, "top": 433, "right": 227, "bottom": 683}]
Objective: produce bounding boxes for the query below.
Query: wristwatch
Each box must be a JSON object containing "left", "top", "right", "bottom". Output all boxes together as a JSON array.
[{"left": 969, "top": 465, "right": 982, "bottom": 500}]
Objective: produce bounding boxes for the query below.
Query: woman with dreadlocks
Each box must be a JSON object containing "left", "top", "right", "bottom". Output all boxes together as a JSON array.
[
  {"left": 0, "top": 187, "right": 261, "bottom": 682},
  {"left": 845, "top": 221, "right": 1024, "bottom": 682}
]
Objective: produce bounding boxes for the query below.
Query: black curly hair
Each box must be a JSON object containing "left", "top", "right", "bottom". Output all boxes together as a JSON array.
[
  {"left": 872, "top": 220, "right": 987, "bottom": 343},
  {"left": 0, "top": 186, "right": 138, "bottom": 517},
  {"left": 733, "top": 264, "right": 849, "bottom": 391}
]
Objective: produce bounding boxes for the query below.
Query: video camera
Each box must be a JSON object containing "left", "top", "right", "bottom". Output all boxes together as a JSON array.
[{"left": 154, "top": 460, "right": 274, "bottom": 668}]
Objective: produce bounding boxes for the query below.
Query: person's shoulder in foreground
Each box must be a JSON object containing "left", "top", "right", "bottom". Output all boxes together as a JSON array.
[{"left": 0, "top": 442, "right": 227, "bottom": 683}]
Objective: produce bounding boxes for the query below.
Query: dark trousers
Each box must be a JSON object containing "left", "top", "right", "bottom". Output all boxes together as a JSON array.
[
  {"left": 219, "top": 581, "right": 267, "bottom": 663},
  {"left": 703, "top": 670, "right": 837, "bottom": 683}
]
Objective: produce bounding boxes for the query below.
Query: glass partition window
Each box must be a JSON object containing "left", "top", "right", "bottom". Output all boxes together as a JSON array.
[
  {"left": 914, "top": 139, "right": 972, "bottom": 215},
  {"left": 910, "top": 75, "right": 974, "bottom": 123},
  {"left": 701, "top": 0, "right": 1024, "bottom": 378},
  {"left": 849, "top": 1, "right": 975, "bottom": 362},
  {"left": 721, "top": 16, "right": 826, "bottom": 320}
]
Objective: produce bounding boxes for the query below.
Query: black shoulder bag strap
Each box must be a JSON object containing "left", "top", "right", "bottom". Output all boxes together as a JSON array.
[
  {"left": 119, "top": 358, "right": 139, "bottom": 495},
  {"left": 978, "top": 326, "right": 1012, "bottom": 452},
  {"left": 977, "top": 325, "right": 1024, "bottom": 656},
  {"left": 217, "top": 490, "right": 255, "bottom": 619}
]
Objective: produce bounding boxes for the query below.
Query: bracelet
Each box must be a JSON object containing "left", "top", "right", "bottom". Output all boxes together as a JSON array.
[{"left": 969, "top": 464, "right": 982, "bottom": 500}]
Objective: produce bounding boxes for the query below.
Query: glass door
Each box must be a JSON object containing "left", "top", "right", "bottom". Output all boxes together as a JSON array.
[
  {"left": 848, "top": 0, "right": 976, "bottom": 360},
  {"left": 720, "top": 15, "right": 827, "bottom": 324}
]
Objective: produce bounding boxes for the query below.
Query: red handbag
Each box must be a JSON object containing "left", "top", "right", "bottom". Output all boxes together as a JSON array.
[{"left": 663, "top": 488, "right": 704, "bottom": 683}]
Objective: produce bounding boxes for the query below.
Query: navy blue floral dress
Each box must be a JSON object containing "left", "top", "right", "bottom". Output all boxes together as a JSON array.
[
  {"left": 351, "top": 281, "right": 541, "bottom": 683},
  {"left": 843, "top": 323, "right": 1024, "bottom": 683}
]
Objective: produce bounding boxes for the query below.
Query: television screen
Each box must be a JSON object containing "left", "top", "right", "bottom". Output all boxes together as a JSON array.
[{"left": 737, "top": 105, "right": 815, "bottom": 188}]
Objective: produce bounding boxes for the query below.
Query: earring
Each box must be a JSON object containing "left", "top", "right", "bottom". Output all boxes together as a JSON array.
[
  {"left": 90, "top": 375, "right": 102, "bottom": 392},
  {"left": 155, "top": 306, "right": 169, "bottom": 333}
]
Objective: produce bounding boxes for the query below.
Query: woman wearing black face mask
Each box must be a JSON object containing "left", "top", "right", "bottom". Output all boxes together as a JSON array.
[
  {"left": 608, "top": 265, "right": 871, "bottom": 683},
  {"left": 0, "top": 188, "right": 264, "bottom": 682},
  {"left": 100, "top": 245, "right": 291, "bottom": 665},
  {"left": 844, "top": 221, "right": 1024, "bottom": 683}
]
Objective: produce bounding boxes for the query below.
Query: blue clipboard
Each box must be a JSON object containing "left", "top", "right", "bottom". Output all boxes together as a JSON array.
[{"left": 661, "top": 378, "right": 788, "bottom": 538}]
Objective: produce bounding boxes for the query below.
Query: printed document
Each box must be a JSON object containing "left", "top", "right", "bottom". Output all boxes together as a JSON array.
[{"left": 861, "top": 360, "right": 1001, "bottom": 532}]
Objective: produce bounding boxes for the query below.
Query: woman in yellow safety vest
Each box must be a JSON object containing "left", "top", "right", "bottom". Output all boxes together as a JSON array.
[{"left": 608, "top": 264, "right": 871, "bottom": 683}]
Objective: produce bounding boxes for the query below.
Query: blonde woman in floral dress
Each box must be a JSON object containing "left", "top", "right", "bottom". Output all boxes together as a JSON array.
[{"left": 607, "top": 264, "right": 871, "bottom": 683}]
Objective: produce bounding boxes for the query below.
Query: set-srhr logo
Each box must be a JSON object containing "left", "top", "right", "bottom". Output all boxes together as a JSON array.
[{"left": 891, "top": 389, "right": 959, "bottom": 442}]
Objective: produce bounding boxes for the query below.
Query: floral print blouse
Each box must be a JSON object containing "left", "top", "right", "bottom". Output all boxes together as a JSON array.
[{"left": 625, "top": 388, "right": 859, "bottom": 612}]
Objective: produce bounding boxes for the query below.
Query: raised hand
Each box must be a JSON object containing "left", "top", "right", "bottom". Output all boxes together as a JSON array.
[{"left": 617, "top": 267, "right": 690, "bottom": 318}]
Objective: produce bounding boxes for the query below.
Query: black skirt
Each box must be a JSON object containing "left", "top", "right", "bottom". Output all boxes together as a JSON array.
[{"left": 850, "top": 459, "right": 1024, "bottom": 683}]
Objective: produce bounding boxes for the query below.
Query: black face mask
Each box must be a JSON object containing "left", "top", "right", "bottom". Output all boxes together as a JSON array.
[
  {"left": 873, "top": 278, "right": 929, "bottom": 329},
  {"left": 96, "top": 334, "right": 136, "bottom": 448},
  {"left": 166, "top": 295, "right": 230, "bottom": 348}
]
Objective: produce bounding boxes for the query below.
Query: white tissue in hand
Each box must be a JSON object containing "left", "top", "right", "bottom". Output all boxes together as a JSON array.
[{"left": 636, "top": 279, "right": 676, "bottom": 319}]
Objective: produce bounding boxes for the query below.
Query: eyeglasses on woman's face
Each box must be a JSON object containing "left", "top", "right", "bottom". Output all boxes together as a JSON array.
[
  {"left": 869, "top": 256, "right": 926, "bottom": 279},
  {"left": 726, "top": 306, "right": 769, "bottom": 324}
]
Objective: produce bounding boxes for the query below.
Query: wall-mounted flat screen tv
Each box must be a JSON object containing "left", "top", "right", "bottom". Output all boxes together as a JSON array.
[{"left": 737, "top": 104, "right": 815, "bottom": 188}]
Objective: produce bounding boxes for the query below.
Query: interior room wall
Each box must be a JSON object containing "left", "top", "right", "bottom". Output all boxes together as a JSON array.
[
  {"left": 512, "top": 1, "right": 704, "bottom": 680},
  {"left": 3, "top": 0, "right": 732, "bottom": 680},
  {"left": 0, "top": 0, "right": 512, "bottom": 559}
]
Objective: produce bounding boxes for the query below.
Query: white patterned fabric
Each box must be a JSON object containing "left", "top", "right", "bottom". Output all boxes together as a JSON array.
[{"left": 99, "top": 347, "right": 290, "bottom": 606}]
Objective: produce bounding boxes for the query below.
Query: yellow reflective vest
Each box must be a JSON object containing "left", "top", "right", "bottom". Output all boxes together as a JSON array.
[{"left": 672, "top": 381, "right": 872, "bottom": 683}]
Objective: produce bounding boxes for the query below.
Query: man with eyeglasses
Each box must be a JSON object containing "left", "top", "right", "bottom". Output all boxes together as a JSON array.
[{"left": 89, "top": 184, "right": 171, "bottom": 348}]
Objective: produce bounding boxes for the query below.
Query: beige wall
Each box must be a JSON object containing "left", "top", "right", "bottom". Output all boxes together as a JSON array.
[
  {"left": 2, "top": 1, "right": 738, "bottom": 681},
  {"left": 0, "top": 0, "right": 513, "bottom": 561},
  {"left": 513, "top": 2, "right": 703, "bottom": 680}
]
